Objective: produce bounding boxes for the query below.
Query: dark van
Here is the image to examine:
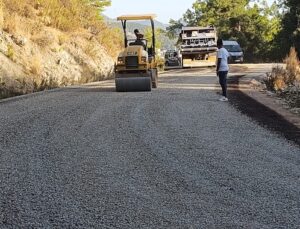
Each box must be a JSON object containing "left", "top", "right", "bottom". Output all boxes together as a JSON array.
[{"left": 223, "top": 40, "right": 244, "bottom": 63}]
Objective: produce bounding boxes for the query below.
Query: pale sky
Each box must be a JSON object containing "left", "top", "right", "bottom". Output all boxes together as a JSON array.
[
  {"left": 104, "top": 0, "right": 276, "bottom": 24},
  {"left": 104, "top": 0, "right": 199, "bottom": 23}
]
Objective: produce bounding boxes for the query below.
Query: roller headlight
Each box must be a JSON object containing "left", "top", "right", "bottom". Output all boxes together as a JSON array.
[
  {"left": 117, "top": 57, "right": 124, "bottom": 64},
  {"left": 141, "top": 56, "right": 147, "bottom": 63}
]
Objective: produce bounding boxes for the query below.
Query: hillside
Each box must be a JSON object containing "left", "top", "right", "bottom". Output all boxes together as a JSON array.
[{"left": 0, "top": 0, "right": 122, "bottom": 99}]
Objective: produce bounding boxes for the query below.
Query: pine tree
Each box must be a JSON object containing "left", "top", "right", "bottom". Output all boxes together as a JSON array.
[{"left": 276, "top": 0, "right": 300, "bottom": 58}]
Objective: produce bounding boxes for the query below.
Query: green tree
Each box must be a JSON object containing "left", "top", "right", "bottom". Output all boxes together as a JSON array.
[
  {"left": 274, "top": 0, "right": 300, "bottom": 59},
  {"left": 166, "top": 19, "right": 184, "bottom": 40},
  {"left": 144, "top": 27, "right": 163, "bottom": 50},
  {"left": 173, "top": 0, "right": 281, "bottom": 61},
  {"left": 88, "top": 0, "right": 111, "bottom": 16}
]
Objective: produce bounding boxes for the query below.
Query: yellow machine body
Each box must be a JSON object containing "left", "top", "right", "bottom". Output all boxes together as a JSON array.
[{"left": 114, "top": 14, "right": 158, "bottom": 92}]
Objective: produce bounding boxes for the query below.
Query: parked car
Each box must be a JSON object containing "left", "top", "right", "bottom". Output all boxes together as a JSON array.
[
  {"left": 223, "top": 40, "right": 244, "bottom": 63},
  {"left": 164, "top": 50, "right": 181, "bottom": 67}
]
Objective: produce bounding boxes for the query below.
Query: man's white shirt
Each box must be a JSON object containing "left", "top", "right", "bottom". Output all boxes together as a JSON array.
[{"left": 217, "top": 47, "right": 230, "bottom": 72}]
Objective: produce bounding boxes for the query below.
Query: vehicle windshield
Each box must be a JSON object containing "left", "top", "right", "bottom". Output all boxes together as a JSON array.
[
  {"left": 165, "top": 52, "right": 178, "bottom": 58},
  {"left": 224, "top": 45, "right": 242, "bottom": 52}
]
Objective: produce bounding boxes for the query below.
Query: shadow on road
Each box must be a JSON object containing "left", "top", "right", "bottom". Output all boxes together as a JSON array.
[{"left": 228, "top": 76, "right": 300, "bottom": 146}]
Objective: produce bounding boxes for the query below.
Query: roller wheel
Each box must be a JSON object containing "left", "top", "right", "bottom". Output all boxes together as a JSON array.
[{"left": 115, "top": 77, "right": 151, "bottom": 92}]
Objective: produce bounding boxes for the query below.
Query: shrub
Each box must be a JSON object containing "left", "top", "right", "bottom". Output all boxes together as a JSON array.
[
  {"left": 285, "top": 47, "right": 300, "bottom": 84},
  {"left": 265, "top": 47, "right": 300, "bottom": 92},
  {"left": 264, "top": 66, "right": 287, "bottom": 92},
  {"left": 6, "top": 44, "right": 14, "bottom": 59},
  {"left": 156, "top": 56, "right": 165, "bottom": 71}
]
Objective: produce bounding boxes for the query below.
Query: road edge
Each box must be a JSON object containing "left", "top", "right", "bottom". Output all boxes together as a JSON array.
[
  {"left": 228, "top": 74, "right": 300, "bottom": 146},
  {"left": 238, "top": 76, "right": 300, "bottom": 129}
]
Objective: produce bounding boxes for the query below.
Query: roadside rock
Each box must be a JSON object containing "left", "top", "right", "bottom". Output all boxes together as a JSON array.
[
  {"left": 250, "top": 79, "right": 262, "bottom": 89},
  {"left": 284, "top": 85, "right": 300, "bottom": 93},
  {"left": 11, "top": 35, "right": 27, "bottom": 47},
  {"left": 291, "top": 108, "right": 300, "bottom": 114}
]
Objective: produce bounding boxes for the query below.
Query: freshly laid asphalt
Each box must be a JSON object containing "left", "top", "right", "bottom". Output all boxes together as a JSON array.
[{"left": 0, "top": 65, "right": 299, "bottom": 228}]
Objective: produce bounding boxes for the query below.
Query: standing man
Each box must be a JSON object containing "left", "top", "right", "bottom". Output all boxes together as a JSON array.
[{"left": 216, "top": 39, "right": 230, "bottom": 101}]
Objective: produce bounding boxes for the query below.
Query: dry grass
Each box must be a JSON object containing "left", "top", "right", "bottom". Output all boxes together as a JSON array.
[
  {"left": 2, "top": 0, "right": 102, "bottom": 31},
  {"left": 28, "top": 56, "right": 42, "bottom": 76},
  {"left": 265, "top": 66, "right": 287, "bottom": 91},
  {"left": 96, "top": 27, "right": 123, "bottom": 58},
  {"left": 31, "top": 31, "right": 54, "bottom": 47},
  {"left": 285, "top": 47, "right": 300, "bottom": 84},
  {"left": 84, "top": 43, "right": 98, "bottom": 60},
  {"left": 0, "top": 0, "right": 4, "bottom": 29},
  {"left": 3, "top": 0, "right": 33, "bottom": 16},
  {"left": 26, "top": 58, "right": 58, "bottom": 92},
  {"left": 3, "top": 13, "right": 17, "bottom": 33},
  {"left": 265, "top": 47, "right": 300, "bottom": 92},
  {"left": 58, "top": 34, "right": 69, "bottom": 45},
  {"left": 36, "top": 0, "right": 102, "bottom": 32},
  {"left": 1, "top": 0, "right": 122, "bottom": 55},
  {"left": 29, "top": 21, "right": 44, "bottom": 36}
]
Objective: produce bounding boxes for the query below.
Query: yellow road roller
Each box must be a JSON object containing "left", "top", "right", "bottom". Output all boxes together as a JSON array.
[{"left": 115, "top": 14, "right": 158, "bottom": 92}]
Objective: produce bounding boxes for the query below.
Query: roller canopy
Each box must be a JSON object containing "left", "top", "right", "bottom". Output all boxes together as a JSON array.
[{"left": 117, "top": 14, "right": 156, "bottom": 21}]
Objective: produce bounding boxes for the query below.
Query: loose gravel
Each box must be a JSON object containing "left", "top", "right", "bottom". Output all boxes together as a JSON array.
[{"left": 0, "top": 66, "right": 299, "bottom": 228}]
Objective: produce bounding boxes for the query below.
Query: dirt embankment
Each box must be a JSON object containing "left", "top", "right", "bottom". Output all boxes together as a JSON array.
[{"left": 0, "top": 4, "right": 116, "bottom": 99}]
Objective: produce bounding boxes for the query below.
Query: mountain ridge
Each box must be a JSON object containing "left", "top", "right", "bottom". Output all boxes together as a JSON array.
[{"left": 102, "top": 14, "right": 168, "bottom": 31}]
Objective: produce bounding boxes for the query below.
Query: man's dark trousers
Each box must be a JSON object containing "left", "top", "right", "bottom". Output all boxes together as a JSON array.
[{"left": 218, "top": 71, "right": 228, "bottom": 97}]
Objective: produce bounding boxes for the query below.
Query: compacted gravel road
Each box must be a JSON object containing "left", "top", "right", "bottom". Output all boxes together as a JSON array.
[{"left": 0, "top": 65, "right": 299, "bottom": 228}]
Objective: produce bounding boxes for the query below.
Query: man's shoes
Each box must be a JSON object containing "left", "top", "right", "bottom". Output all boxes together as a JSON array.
[{"left": 219, "top": 96, "right": 228, "bottom": 102}]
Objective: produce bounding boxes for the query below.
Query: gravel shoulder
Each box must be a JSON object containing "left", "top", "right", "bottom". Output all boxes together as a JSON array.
[
  {"left": 0, "top": 66, "right": 299, "bottom": 228},
  {"left": 232, "top": 64, "right": 300, "bottom": 128},
  {"left": 227, "top": 64, "right": 300, "bottom": 146}
]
